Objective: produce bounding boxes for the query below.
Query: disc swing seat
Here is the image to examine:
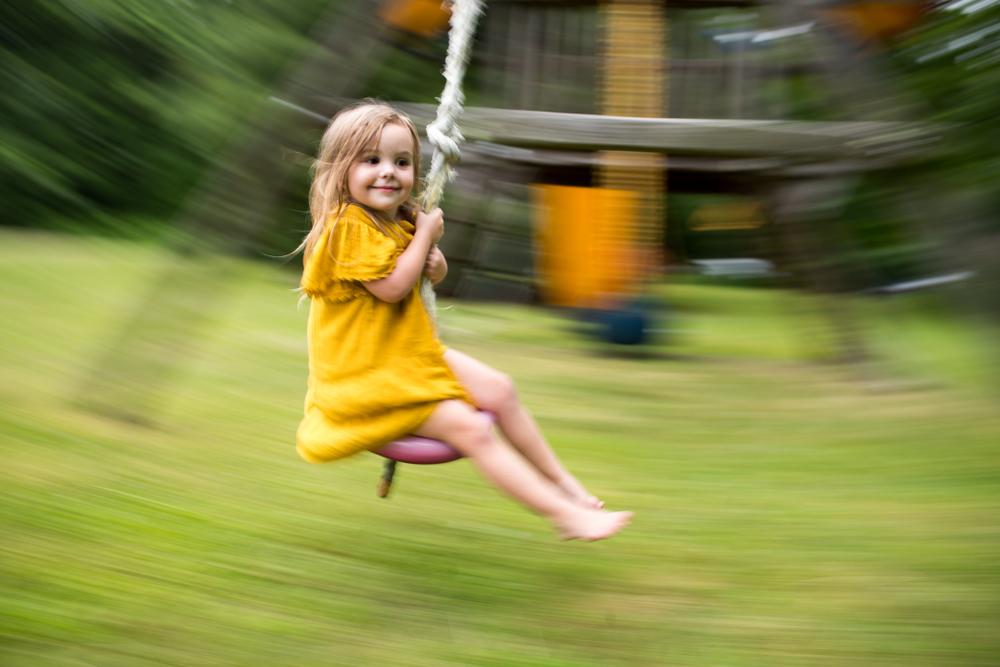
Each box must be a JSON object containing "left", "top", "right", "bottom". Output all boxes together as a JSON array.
[
  {"left": 372, "top": 0, "right": 485, "bottom": 498},
  {"left": 375, "top": 411, "right": 495, "bottom": 496}
]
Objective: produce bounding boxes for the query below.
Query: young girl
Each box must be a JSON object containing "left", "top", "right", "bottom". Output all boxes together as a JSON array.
[{"left": 297, "top": 101, "right": 632, "bottom": 541}]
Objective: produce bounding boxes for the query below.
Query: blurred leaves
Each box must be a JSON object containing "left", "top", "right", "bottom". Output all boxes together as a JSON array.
[
  {"left": 892, "top": 4, "right": 1000, "bottom": 199},
  {"left": 888, "top": 4, "right": 1000, "bottom": 308},
  {"left": 0, "top": 0, "right": 330, "bottom": 233}
]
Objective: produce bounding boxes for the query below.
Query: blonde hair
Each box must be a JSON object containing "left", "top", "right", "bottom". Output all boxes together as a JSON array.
[{"left": 301, "top": 100, "right": 422, "bottom": 262}]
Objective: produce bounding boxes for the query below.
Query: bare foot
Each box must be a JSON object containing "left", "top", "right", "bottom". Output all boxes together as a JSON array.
[
  {"left": 556, "top": 476, "right": 605, "bottom": 510},
  {"left": 555, "top": 509, "right": 633, "bottom": 542}
]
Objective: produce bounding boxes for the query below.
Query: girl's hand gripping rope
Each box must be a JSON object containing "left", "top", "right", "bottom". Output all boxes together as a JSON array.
[{"left": 416, "top": 207, "right": 445, "bottom": 243}]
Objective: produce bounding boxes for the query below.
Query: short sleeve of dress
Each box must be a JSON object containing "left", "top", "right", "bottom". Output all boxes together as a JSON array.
[{"left": 301, "top": 209, "right": 401, "bottom": 299}]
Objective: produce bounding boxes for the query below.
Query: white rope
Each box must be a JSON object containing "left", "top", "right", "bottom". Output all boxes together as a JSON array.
[{"left": 420, "top": 0, "right": 485, "bottom": 319}]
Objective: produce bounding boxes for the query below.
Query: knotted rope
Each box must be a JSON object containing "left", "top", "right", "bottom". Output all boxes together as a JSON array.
[
  {"left": 378, "top": 0, "right": 484, "bottom": 497},
  {"left": 418, "top": 0, "right": 485, "bottom": 319}
]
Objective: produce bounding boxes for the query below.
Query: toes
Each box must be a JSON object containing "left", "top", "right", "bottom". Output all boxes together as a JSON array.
[{"left": 576, "top": 495, "right": 604, "bottom": 510}]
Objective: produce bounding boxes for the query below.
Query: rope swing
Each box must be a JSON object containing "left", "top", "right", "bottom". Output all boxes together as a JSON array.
[{"left": 376, "top": 0, "right": 485, "bottom": 497}]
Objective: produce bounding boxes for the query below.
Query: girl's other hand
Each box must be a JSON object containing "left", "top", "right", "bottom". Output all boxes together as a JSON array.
[
  {"left": 424, "top": 246, "right": 448, "bottom": 284},
  {"left": 416, "top": 208, "right": 445, "bottom": 243}
]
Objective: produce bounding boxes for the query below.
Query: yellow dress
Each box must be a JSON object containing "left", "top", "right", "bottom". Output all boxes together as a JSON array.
[{"left": 296, "top": 204, "right": 471, "bottom": 463}]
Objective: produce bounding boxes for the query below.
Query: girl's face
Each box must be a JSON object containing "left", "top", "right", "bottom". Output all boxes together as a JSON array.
[{"left": 347, "top": 122, "right": 415, "bottom": 218}]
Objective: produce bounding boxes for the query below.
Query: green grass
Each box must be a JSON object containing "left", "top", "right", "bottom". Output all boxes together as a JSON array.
[{"left": 2, "top": 230, "right": 999, "bottom": 666}]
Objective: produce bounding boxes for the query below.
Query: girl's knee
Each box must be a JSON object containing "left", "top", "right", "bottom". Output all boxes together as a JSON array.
[
  {"left": 480, "top": 371, "right": 517, "bottom": 413},
  {"left": 450, "top": 408, "right": 495, "bottom": 454}
]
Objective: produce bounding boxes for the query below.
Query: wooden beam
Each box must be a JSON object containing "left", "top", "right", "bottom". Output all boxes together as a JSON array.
[
  {"left": 297, "top": 98, "right": 940, "bottom": 162},
  {"left": 394, "top": 103, "right": 940, "bottom": 161}
]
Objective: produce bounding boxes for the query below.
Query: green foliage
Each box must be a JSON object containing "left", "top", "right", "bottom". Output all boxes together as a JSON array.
[
  {"left": 892, "top": 5, "right": 1000, "bottom": 223},
  {"left": 761, "top": 6, "right": 1000, "bottom": 293},
  {"left": 873, "top": 5, "right": 1000, "bottom": 295},
  {"left": 0, "top": 0, "right": 330, "bottom": 233}
]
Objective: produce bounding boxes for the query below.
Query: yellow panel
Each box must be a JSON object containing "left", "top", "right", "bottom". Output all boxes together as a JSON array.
[
  {"left": 688, "top": 201, "right": 767, "bottom": 232},
  {"left": 380, "top": 0, "right": 451, "bottom": 38},
  {"left": 823, "top": 2, "right": 927, "bottom": 43},
  {"left": 532, "top": 185, "right": 640, "bottom": 308}
]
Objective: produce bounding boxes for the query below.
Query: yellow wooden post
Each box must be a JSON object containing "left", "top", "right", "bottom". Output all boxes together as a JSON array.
[{"left": 598, "top": 0, "right": 667, "bottom": 283}]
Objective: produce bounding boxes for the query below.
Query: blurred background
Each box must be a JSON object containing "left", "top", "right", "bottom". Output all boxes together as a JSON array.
[
  {"left": 4, "top": 0, "right": 1000, "bottom": 344},
  {"left": 2, "top": 1, "right": 999, "bottom": 665}
]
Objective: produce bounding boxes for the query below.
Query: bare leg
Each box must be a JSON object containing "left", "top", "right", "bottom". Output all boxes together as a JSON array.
[
  {"left": 444, "top": 349, "right": 603, "bottom": 509},
  {"left": 415, "top": 400, "right": 631, "bottom": 541}
]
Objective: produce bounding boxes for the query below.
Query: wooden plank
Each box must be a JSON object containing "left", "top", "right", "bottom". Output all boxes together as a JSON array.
[
  {"left": 297, "top": 97, "right": 940, "bottom": 162},
  {"left": 391, "top": 104, "right": 940, "bottom": 160}
]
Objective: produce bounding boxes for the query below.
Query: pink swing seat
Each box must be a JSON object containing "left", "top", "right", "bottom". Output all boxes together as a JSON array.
[
  {"left": 374, "top": 411, "right": 495, "bottom": 465},
  {"left": 374, "top": 435, "right": 463, "bottom": 464}
]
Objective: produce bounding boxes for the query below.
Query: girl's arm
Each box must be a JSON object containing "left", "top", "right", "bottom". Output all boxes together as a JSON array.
[{"left": 363, "top": 208, "right": 444, "bottom": 303}]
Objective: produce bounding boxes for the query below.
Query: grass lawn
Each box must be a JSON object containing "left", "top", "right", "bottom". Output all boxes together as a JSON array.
[{"left": 2, "top": 231, "right": 998, "bottom": 666}]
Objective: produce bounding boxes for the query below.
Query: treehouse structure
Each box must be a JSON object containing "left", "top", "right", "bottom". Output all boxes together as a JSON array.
[
  {"left": 263, "top": 0, "right": 936, "bottom": 315},
  {"left": 322, "top": 0, "right": 934, "bottom": 349}
]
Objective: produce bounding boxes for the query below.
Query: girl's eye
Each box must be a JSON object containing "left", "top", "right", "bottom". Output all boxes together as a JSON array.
[
  {"left": 396, "top": 158, "right": 411, "bottom": 167},
  {"left": 364, "top": 156, "right": 379, "bottom": 165}
]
